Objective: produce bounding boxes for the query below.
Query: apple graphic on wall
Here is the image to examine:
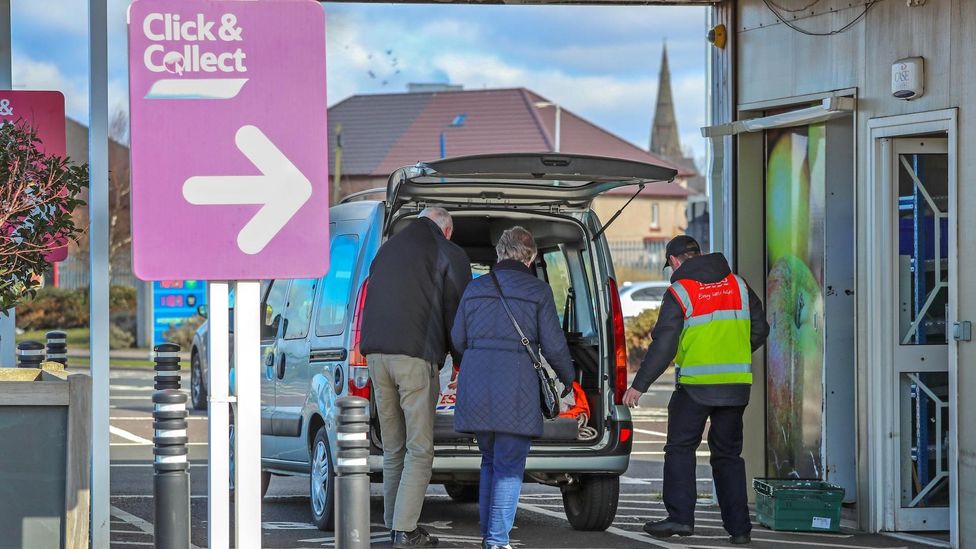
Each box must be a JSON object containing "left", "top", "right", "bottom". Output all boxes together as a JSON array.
[
  {"left": 766, "top": 254, "right": 825, "bottom": 479},
  {"left": 766, "top": 132, "right": 811, "bottom": 265}
]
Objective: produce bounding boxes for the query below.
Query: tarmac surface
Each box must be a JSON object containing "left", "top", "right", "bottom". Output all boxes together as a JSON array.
[{"left": 103, "top": 367, "right": 940, "bottom": 548}]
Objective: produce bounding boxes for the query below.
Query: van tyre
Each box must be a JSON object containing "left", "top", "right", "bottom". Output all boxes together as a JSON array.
[
  {"left": 310, "top": 426, "right": 336, "bottom": 531},
  {"left": 561, "top": 474, "right": 619, "bottom": 531},
  {"left": 190, "top": 351, "right": 207, "bottom": 410},
  {"left": 444, "top": 482, "right": 479, "bottom": 502}
]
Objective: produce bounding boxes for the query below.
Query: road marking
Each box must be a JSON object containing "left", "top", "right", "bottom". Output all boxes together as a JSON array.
[
  {"left": 110, "top": 425, "right": 152, "bottom": 445},
  {"left": 709, "top": 539, "right": 905, "bottom": 549},
  {"left": 111, "top": 442, "right": 208, "bottom": 447},
  {"left": 632, "top": 451, "right": 711, "bottom": 457},
  {"left": 620, "top": 477, "right": 712, "bottom": 484},
  {"left": 517, "top": 501, "right": 689, "bottom": 548},
  {"left": 112, "top": 494, "right": 211, "bottom": 499},
  {"left": 110, "top": 384, "right": 155, "bottom": 392},
  {"left": 634, "top": 428, "right": 669, "bottom": 438},
  {"left": 112, "top": 416, "right": 206, "bottom": 420},
  {"left": 113, "top": 506, "right": 163, "bottom": 531},
  {"left": 111, "top": 463, "right": 208, "bottom": 468}
]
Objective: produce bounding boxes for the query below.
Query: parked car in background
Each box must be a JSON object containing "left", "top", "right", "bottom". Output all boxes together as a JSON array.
[
  {"left": 190, "top": 152, "right": 678, "bottom": 532},
  {"left": 618, "top": 280, "right": 670, "bottom": 318}
]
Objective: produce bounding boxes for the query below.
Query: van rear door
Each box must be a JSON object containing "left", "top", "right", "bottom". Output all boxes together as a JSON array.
[{"left": 385, "top": 153, "right": 677, "bottom": 223}]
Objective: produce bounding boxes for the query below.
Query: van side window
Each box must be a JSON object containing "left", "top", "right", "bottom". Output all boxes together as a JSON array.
[
  {"left": 261, "top": 280, "right": 290, "bottom": 342},
  {"left": 283, "top": 278, "right": 317, "bottom": 340},
  {"left": 544, "top": 249, "right": 572, "bottom": 324},
  {"left": 315, "top": 234, "right": 360, "bottom": 337}
]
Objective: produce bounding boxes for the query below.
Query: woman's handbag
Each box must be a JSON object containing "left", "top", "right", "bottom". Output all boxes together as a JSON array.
[{"left": 490, "top": 272, "right": 561, "bottom": 420}]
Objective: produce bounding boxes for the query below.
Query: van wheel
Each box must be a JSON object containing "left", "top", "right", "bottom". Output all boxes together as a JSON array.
[
  {"left": 310, "top": 426, "right": 336, "bottom": 531},
  {"left": 444, "top": 483, "right": 479, "bottom": 503},
  {"left": 561, "top": 474, "right": 619, "bottom": 531}
]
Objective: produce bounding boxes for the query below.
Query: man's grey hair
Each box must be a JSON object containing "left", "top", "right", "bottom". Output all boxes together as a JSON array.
[
  {"left": 496, "top": 226, "right": 537, "bottom": 264},
  {"left": 419, "top": 207, "right": 453, "bottom": 232}
]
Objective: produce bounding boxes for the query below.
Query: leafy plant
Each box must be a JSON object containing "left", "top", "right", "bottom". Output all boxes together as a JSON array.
[
  {"left": 624, "top": 307, "right": 661, "bottom": 372},
  {"left": 0, "top": 122, "right": 88, "bottom": 310},
  {"left": 109, "top": 323, "right": 135, "bottom": 349},
  {"left": 14, "top": 286, "right": 89, "bottom": 330},
  {"left": 16, "top": 285, "right": 137, "bottom": 330},
  {"left": 163, "top": 315, "right": 205, "bottom": 351}
]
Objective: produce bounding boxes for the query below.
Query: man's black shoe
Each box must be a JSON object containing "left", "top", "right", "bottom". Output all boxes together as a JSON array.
[
  {"left": 729, "top": 533, "right": 751, "bottom": 544},
  {"left": 391, "top": 526, "right": 439, "bottom": 548},
  {"left": 642, "top": 519, "right": 694, "bottom": 538}
]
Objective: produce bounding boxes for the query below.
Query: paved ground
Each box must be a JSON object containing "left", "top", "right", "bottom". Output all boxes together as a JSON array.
[{"left": 103, "top": 368, "right": 936, "bottom": 548}]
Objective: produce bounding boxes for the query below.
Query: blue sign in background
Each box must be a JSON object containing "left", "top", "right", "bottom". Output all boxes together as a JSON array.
[{"left": 152, "top": 280, "right": 206, "bottom": 347}]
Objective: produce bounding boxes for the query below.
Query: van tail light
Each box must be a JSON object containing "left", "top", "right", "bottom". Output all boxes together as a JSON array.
[
  {"left": 608, "top": 277, "right": 628, "bottom": 405},
  {"left": 348, "top": 279, "right": 371, "bottom": 399}
]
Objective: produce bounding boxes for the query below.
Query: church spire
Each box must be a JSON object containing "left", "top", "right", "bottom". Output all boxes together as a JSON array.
[{"left": 650, "top": 42, "right": 683, "bottom": 160}]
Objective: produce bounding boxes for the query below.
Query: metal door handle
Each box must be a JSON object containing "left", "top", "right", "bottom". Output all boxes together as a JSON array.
[
  {"left": 954, "top": 321, "right": 972, "bottom": 342},
  {"left": 277, "top": 354, "right": 287, "bottom": 379},
  {"left": 265, "top": 352, "right": 275, "bottom": 367}
]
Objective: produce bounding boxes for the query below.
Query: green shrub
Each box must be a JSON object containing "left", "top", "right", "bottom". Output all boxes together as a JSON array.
[
  {"left": 18, "top": 284, "right": 139, "bottom": 331},
  {"left": 624, "top": 307, "right": 661, "bottom": 372},
  {"left": 16, "top": 287, "right": 89, "bottom": 330},
  {"left": 163, "top": 315, "right": 205, "bottom": 351},
  {"left": 109, "top": 323, "right": 135, "bottom": 349},
  {"left": 109, "top": 285, "right": 137, "bottom": 313}
]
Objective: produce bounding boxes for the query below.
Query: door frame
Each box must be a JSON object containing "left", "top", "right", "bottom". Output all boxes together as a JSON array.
[{"left": 865, "top": 109, "right": 958, "bottom": 543}]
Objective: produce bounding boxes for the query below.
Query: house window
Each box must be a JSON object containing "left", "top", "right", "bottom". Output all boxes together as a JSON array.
[{"left": 650, "top": 202, "right": 660, "bottom": 230}]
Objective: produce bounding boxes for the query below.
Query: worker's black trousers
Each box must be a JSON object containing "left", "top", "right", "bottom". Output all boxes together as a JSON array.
[{"left": 662, "top": 386, "right": 751, "bottom": 536}]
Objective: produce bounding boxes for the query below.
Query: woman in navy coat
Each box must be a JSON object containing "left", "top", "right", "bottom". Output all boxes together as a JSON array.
[{"left": 451, "top": 226, "right": 575, "bottom": 549}]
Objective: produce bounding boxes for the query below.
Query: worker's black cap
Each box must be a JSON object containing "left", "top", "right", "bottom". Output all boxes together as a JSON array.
[{"left": 664, "top": 235, "right": 701, "bottom": 270}]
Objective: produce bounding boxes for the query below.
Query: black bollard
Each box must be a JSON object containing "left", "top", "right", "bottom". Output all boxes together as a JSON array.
[
  {"left": 17, "top": 340, "right": 45, "bottom": 368},
  {"left": 154, "top": 342, "right": 182, "bottom": 391},
  {"left": 45, "top": 331, "right": 68, "bottom": 366},
  {"left": 153, "top": 388, "right": 190, "bottom": 549},
  {"left": 336, "top": 396, "right": 370, "bottom": 549}
]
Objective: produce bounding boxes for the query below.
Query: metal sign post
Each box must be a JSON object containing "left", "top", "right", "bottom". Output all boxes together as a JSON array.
[
  {"left": 127, "top": 1, "right": 329, "bottom": 546},
  {"left": 233, "top": 281, "right": 262, "bottom": 546},
  {"left": 207, "top": 281, "right": 231, "bottom": 549}
]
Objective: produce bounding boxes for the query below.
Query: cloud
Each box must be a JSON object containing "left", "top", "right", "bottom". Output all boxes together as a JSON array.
[
  {"left": 14, "top": 0, "right": 88, "bottom": 36},
  {"left": 12, "top": 53, "right": 89, "bottom": 120},
  {"left": 323, "top": 3, "right": 707, "bottom": 149}
]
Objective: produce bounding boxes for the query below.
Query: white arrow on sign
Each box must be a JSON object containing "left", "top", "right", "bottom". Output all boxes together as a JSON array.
[{"left": 182, "top": 124, "right": 311, "bottom": 255}]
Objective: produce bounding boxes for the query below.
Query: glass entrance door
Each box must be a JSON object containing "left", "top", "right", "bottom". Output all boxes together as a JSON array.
[{"left": 890, "top": 137, "right": 951, "bottom": 531}]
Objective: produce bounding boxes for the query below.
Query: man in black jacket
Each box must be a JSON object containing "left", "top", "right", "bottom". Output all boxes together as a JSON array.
[
  {"left": 361, "top": 207, "right": 471, "bottom": 548},
  {"left": 623, "top": 236, "right": 769, "bottom": 545}
]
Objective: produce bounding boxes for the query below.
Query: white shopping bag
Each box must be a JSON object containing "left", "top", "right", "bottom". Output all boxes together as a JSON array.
[
  {"left": 436, "top": 355, "right": 457, "bottom": 414},
  {"left": 540, "top": 354, "right": 575, "bottom": 413}
]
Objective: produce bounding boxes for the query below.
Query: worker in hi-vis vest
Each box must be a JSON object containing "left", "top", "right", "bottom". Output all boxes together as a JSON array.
[{"left": 623, "top": 235, "right": 769, "bottom": 546}]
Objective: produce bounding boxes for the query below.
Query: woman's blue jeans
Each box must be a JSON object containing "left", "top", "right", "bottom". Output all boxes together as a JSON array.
[{"left": 476, "top": 431, "right": 532, "bottom": 546}]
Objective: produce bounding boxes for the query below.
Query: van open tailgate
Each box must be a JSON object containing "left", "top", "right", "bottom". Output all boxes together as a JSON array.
[{"left": 386, "top": 153, "right": 678, "bottom": 216}]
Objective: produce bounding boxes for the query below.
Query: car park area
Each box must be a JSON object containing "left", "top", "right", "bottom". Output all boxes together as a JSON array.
[{"left": 106, "top": 367, "right": 928, "bottom": 548}]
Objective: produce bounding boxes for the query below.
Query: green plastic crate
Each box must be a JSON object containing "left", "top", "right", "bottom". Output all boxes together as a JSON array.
[{"left": 753, "top": 479, "right": 845, "bottom": 532}]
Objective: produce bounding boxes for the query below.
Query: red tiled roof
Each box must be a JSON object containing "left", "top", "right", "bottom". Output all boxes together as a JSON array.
[{"left": 328, "top": 87, "right": 697, "bottom": 180}]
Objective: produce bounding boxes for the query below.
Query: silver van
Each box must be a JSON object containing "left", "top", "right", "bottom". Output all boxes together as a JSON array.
[{"left": 190, "top": 153, "right": 677, "bottom": 531}]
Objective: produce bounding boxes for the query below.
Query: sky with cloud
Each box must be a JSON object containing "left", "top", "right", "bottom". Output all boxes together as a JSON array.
[{"left": 10, "top": 1, "right": 707, "bottom": 160}]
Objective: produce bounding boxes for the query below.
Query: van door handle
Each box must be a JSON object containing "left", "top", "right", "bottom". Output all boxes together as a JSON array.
[
  {"left": 277, "top": 355, "right": 287, "bottom": 379},
  {"left": 265, "top": 352, "right": 275, "bottom": 367}
]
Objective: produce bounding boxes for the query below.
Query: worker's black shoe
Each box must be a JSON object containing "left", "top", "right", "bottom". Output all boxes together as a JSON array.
[
  {"left": 642, "top": 519, "right": 694, "bottom": 538},
  {"left": 729, "top": 533, "right": 752, "bottom": 544},
  {"left": 391, "top": 526, "right": 439, "bottom": 548}
]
